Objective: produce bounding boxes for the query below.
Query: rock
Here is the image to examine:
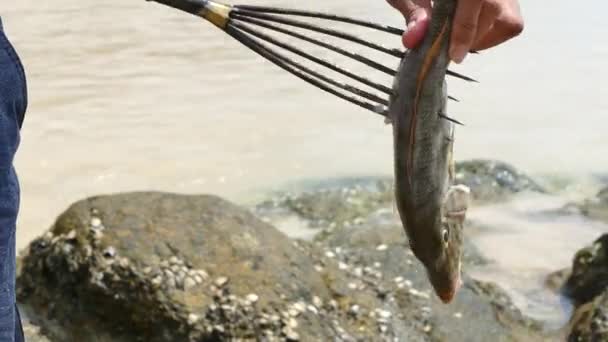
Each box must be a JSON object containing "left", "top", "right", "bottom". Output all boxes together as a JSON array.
[
  {"left": 254, "top": 159, "right": 544, "bottom": 234},
  {"left": 561, "top": 234, "right": 608, "bottom": 304},
  {"left": 548, "top": 234, "right": 608, "bottom": 341},
  {"left": 567, "top": 186, "right": 608, "bottom": 224},
  {"left": 254, "top": 179, "right": 394, "bottom": 229},
  {"left": 16, "top": 165, "right": 548, "bottom": 342},
  {"left": 16, "top": 192, "right": 335, "bottom": 342},
  {"left": 454, "top": 159, "right": 545, "bottom": 204},
  {"left": 567, "top": 290, "right": 608, "bottom": 342},
  {"left": 21, "top": 319, "right": 52, "bottom": 342},
  {"left": 317, "top": 222, "right": 548, "bottom": 342},
  {"left": 544, "top": 268, "right": 570, "bottom": 294}
]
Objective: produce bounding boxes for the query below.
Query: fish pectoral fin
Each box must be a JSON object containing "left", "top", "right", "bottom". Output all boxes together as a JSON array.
[{"left": 444, "top": 184, "right": 471, "bottom": 223}]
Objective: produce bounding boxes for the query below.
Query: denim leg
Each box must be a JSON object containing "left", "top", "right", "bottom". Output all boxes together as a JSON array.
[{"left": 0, "top": 19, "right": 27, "bottom": 342}]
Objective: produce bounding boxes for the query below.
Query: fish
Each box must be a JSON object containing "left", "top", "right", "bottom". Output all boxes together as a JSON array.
[{"left": 387, "top": 0, "right": 471, "bottom": 304}]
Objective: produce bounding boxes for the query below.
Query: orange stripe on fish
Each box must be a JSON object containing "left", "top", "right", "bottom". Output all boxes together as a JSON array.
[{"left": 406, "top": 20, "right": 450, "bottom": 185}]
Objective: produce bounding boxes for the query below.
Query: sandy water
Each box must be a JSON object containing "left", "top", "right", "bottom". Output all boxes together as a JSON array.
[{"left": 3, "top": 0, "right": 608, "bottom": 329}]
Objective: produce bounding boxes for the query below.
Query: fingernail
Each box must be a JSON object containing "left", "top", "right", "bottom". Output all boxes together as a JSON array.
[
  {"left": 450, "top": 46, "right": 467, "bottom": 64},
  {"left": 406, "top": 19, "right": 417, "bottom": 31}
]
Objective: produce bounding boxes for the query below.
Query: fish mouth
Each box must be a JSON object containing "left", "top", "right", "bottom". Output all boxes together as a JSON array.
[
  {"left": 436, "top": 273, "right": 461, "bottom": 304},
  {"left": 437, "top": 286, "right": 456, "bottom": 303}
]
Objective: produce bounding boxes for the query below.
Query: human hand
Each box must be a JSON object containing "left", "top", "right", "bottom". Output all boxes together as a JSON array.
[{"left": 387, "top": 0, "right": 524, "bottom": 63}]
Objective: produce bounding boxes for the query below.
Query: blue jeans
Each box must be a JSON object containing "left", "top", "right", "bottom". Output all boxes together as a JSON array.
[{"left": 0, "top": 17, "right": 26, "bottom": 342}]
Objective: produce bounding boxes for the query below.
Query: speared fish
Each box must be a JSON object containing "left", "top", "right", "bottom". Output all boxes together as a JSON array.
[{"left": 387, "top": 0, "right": 471, "bottom": 303}]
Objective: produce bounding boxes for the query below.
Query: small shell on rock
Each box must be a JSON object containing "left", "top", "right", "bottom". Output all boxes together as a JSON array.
[
  {"left": 453, "top": 312, "right": 462, "bottom": 319},
  {"left": 103, "top": 246, "right": 116, "bottom": 258},
  {"left": 338, "top": 262, "right": 348, "bottom": 270},
  {"left": 187, "top": 313, "right": 200, "bottom": 325},
  {"left": 377, "top": 309, "right": 392, "bottom": 319},
  {"left": 246, "top": 293, "right": 259, "bottom": 304},
  {"left": 142, "top": 266, "right": 152, "bottom": 274},
  {"left": 292, "top": 302, "right": 306, "bottom": 313},
  {"left": 194, "top": 275, "right": 203, "bottom": 284},
  {"left": 151, "top": 275, "right": 163, "bottom": 287},
  {"left": 287, "top": 308, "right": 299, "bottom": 317},
  {"left": 312, "top": 296, "right": 322, "bottom": 308},
  {"left": 169, "top": 256, "right": 179, "bottom": 265},
  {"left": 183, "top": 277, "right": 196, "bottom": 290},
  {"left": 119, "top": 257, "right": 130, "bottom": 268},
  {"left": 283, "top": 327, "right": 299, "bottom": 341},
  {"left": 90, "top": 217, "right": 102, "bottom": 228},
  {"left": 423, "top": 325, "right": 432, "bottom": 333},
  {"left": 215, "top": 276, "right": 229, "bottom": 287},
  {"left": 66, "top": 230, "right": 77, "bottom": 240},
  {"left": 196, "top": 270, "right": 209, "bottom": 280},
  {"left": 376, "top": 244, "right": 388, "bottom": 251},
  {"left": 164, "top": 269, "right": 175, "bottom": 278},
  {"left": 307, "top": 305, "right": 318, "bottom": 315},
  {"left": 325, "top": 251, "right": 335, "bottom": 258},
  {"left": 329, "top": 300, "right": 338, "bottom": 311},
  {"left": 287, "top": 317, "right": 298, "bottom": 329}
]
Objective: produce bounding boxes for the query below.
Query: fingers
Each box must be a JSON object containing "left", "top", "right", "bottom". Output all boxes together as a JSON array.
[
  {"left": 473, "top": 1, "right": 524, "bottom": 50},
  {"left": 449, "top": 0, "right": 484, "bottom": 63},
  {"left": 386, "top": 0, "right": 431, "bottom": 23},
  {"left": 473, "top": 1, "right": 501, "bottom": 47},
  {"left": 386, "top": 0, "right": 432, "bottom": 49},
  {"left": 402, "top": 7, "right": 431, "bottom": 49}
]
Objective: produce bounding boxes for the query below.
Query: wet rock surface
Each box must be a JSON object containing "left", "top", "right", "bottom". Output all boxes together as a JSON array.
[
  {"left": 255, "top": 160, "right": 545, "bottom": 232},
  {"left": 16, "top": 160, "right": 550, "bottom": 341},
  {"left": 452, "top": 159, "right": 545, "bottom": 204},
  {"left": 562, "top": 234, "right": 608, "bottom": 304},
  {"left": 550, "top": 234, "right": 608, "bottom": 341}
]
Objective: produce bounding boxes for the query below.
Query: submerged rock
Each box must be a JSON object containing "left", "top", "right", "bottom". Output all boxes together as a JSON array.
[
  {"left": 255, "top": 159, "right": 544, "bottom": 232},
  {"left": 453, "top": 159, "right": 545, "bottom": 203}
]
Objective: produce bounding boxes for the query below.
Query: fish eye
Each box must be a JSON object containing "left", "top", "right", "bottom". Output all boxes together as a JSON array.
[{"left": 442, "top": 228, "right": 449, "bottom": 245}]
